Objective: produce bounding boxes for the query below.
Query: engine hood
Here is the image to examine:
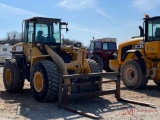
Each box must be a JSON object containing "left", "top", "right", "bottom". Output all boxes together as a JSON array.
[{"left": 118, "top": 37, "right": 144, "bottom": 49}]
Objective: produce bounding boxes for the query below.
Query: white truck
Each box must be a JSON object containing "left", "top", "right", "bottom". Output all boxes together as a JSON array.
[{"left": 0, "top": 44, "right": 13, "bottom": 65}]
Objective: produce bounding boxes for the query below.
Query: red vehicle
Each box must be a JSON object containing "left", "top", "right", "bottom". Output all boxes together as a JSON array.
[{"left": 86, "top": 38, "right": 117, "bottom": 71}]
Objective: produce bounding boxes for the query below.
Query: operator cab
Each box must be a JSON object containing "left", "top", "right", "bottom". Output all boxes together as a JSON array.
[
  {"left": 89, "top": 38, "right": 117, "bottom": 57},
  {"left": 23, "top": 17, "right": 68, "bottom": 45},
  {"left": 143, "top": 15, "right": 160, "bottom": 59},
  {"left": 144, "top": 15, "right": 160, "bottom": 42}
]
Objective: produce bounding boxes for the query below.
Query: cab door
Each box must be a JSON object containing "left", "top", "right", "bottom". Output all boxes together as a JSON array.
[
  {"left": 23, "top": 22, "right": 34, "bottom": 62},
  {"left": 145, "top": 18, "right": 160, "bottom": 59},
  {"left": 88, "top": 42, "right": 95, "bottom": 58}
]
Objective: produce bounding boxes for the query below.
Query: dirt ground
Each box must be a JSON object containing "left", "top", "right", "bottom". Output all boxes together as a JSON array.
[{"left": 0, "top": 66, "right": 160, "bottom": 120}]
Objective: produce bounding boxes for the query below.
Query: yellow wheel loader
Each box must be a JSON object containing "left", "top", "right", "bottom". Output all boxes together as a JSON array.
[
  {"left": 3, "top": 17, "right": 102, "bottom": 102},
  {"left": 3, "top": 16, "right": 155, "bottom": 119},
  {"left": 110, "top": 14, "right": 160, "bottom": 89}
]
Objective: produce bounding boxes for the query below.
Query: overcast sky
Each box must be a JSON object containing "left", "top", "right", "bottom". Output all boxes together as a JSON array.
[{"left": 0, "top": 0, "right": 160, "bottom": 46}]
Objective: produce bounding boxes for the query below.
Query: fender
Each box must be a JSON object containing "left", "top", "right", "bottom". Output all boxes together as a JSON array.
[
  {"left": 127, "top": 49, "right": 146, "bottom": 68},
  {"left": 31, "top": 55, "right": 49, "bottom": 66},
  {"left": 45, "top": 45, "right": 71, "bottom": 93}
]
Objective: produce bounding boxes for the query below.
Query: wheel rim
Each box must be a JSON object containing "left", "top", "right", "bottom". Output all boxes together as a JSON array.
[
  {"left": 5, "top": 69, "right": 11, "bottom": 84},
  {"left": 125, "top": 67, "right": 136, "bottom": 83},
  {"left": 33, "top": 71, "right": 43, "bottom": 93}
]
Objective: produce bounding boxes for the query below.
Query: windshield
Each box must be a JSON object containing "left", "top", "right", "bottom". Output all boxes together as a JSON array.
[
  {"left": 147, "top": 18, "right": 160, "bottom": 41},
  {"left": 35, "top": 23, "right": 61, "bottom": 43},
  {"left": 103, "top": 42, "right": 117, "bottom": 50}
]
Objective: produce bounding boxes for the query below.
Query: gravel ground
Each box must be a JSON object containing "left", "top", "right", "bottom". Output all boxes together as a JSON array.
[{"left": 0, "top": 66, "right": 160, "bottom": 120}]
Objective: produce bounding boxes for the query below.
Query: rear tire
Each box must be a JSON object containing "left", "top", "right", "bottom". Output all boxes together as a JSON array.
[
  {"left": 72, "top": 59, "right": 102, "bottom": 93},
  {"left": 3, "top": 60, "right": 24, "bottom": 92},
  {"left": 87, "top": 59, "right": 102, "bottom": 90},
  {"left": 30, "top": 60, "right": 60, "bottom": 102},
  {"left": 90, "top": 54, "right": 103, "bottom": 71},
  {"left": 121, "top": 59, "right": 148, "bottom": 89}
]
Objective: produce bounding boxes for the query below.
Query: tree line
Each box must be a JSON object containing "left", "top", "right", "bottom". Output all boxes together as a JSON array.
[
  {"left": 0, "top": 31, "right": 86, "bottom": 47},
  {"left": 0, "top": 31, "right": 22, "bottom": 45}
]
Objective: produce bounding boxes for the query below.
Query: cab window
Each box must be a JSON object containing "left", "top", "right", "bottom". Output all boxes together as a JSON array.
[
  {"left": 90, "top": 42, "right": 94, "bottom": 53},
  {"left": 53, "top": 23, "right": 61, "bottom": 43},
  {"left": 103, "top": 43, "right": 108, "bottom": 50},
  {"left": 103, "top": 42, "right": 117, "bottom": 50},
  {"left": 28, "top": 23, "right": 34, "bottom": 42},
  {"left": 108, "top": 42, "right": 117, "bottom": 50},
  {"left": 147, "top": 18, "right": 160, "bottom": 41}
]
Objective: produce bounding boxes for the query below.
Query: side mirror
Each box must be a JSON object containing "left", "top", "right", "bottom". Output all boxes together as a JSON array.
[
  {"left": 139, "top": 26, "right": 144, "bottom": 37},
  {"left": 61, "top": 22, "right": 69, "bottom": 33},
  {"left": 66, "top": 28, "right": 69, "bottom": 32}
]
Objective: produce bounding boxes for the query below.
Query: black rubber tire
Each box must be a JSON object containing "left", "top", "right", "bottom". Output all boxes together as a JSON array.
[
  {"left": 90, "top": 54, "right": 103, "bottom": 71},
  {"left": 121, "top": 59, "right": 148, "bottom": 89},
  {"left": 30, "top": 60, "right": 60, "bottom": 102},
  {"left": 71, "top": 59, "right": 102, "bottom": 93},
  {"left": 3, "top": 60, "right": 24, "bottom": 92},
  {"left": 154, "top": 81, "right": 160, "bottom": 86},
  {"left": 87, "top": 59, "right": 102, "bottom": 90}
]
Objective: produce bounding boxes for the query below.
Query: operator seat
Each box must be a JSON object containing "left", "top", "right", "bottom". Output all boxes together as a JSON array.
[{"left": 46, "top": 35, "right": 56, "bottom": 43}]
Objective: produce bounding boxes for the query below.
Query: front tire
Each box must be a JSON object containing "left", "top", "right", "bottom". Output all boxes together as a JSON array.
[
  {"left": 3, "top": 60, "right": 24, "bottom": 92},
  {"left": 30, "top": 60, "right": 60, "bottom": 102},
  {"left": 121, "top": 59, "right": 148, "bottom": 89}
]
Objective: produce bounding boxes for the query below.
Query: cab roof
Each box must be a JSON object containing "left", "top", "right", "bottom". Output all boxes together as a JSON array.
[
  {"left": 24, "top": 17, "right": 61, "bottom": 23},
  {"left": 144, "top": 16, "right": 160, "bottom": 21},
  {"left": 90, "top": 37, "right": 117, "bottom": 43}
]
